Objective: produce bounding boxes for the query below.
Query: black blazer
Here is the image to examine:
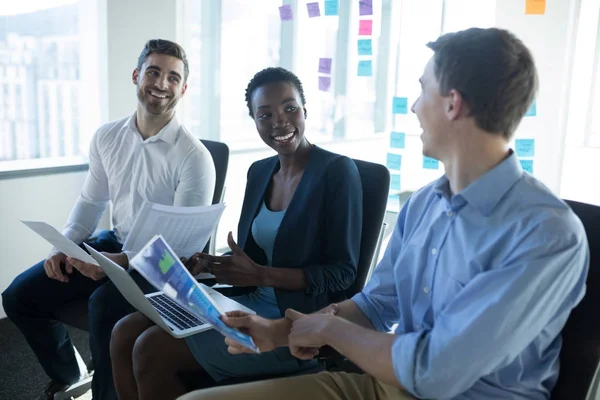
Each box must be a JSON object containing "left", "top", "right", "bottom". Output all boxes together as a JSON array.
[{"left": 238, "top": 146, "right": 363, "bottom": 315}]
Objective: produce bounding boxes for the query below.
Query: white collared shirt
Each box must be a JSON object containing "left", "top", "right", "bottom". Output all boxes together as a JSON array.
[{"left": 56, "top": 113, "right": 216, "bottom": 256}]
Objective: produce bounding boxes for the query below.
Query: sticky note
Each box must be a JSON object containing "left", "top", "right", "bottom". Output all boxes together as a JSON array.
[
  {"left": 359, "top": 0, "right": 373, "bottom": 16},
  {"left": 390, "top": 174, "right": 401, "bottom": 191},
  {"left": 324, "top": 0, "right": 339, "bottom": 15},
  {"left": 279, "top": 5, "right": 293, "bottom": 20},
  {"left": 357, "top": 60, "right": 373, "bottom": 77},
  {"left": 358, "top": 39, "right": 372, "bottom": 56},
  {"left": 392, "top": 97, "right": 408, "bottom": 114},
  {"left": 520, "top": 159, "right": 534, "bottom": 174},
  {"left": 359, "top": 20, "right": 373, "bottom": 36},
  {"left": 423, "top": 156, "right": 439, "bottom": 170},
  {"left": 525, "top": 101, "right": 536, "bottom": 117},
  {"left": 386, "top": 153, "right": 402, "bottom": 170},
  {"left": 390, "top": 132, "right": 405, "bottom": 149},
  {"left": 307, "top": 2, "right": 320, "bottom": 17},
  {"left": 319, "top": 76, "right": 331, "bottom": 92},
  {"left": 515, "top": 139, "right": 535, "bottom": 157},
  {"left": 526, "top": 0, "right": 545, "bottom": 14},
  {"left": 318, "top": 58, "right": 332, "bottom": 74}
]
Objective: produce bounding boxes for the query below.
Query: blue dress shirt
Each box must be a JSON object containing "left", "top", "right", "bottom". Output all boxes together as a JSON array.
[{"left": 352, "top": 151, "right": 589, "bottom": 399}]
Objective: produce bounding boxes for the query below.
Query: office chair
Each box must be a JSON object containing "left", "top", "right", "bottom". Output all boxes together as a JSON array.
[
  {"left": 51, "top": 139, "right": 229, "bottom": 399},
  {"left": 180, "top": 158, "right": 391, "bottom": 391},
  {"left": 550, "top": 200, "right": 600, "bottom": 400}
]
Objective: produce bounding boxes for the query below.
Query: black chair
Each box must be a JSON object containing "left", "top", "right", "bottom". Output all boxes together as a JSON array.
[
  {"left": 551, "top": 200, "right": 600, "bottom": 400},
  {"left": 181, "top": 158, "right": 391, "bottom": 390}
]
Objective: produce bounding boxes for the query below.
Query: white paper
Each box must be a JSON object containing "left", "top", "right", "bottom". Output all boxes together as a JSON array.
[
  {"left": 123, "top": 201, "right": 226, "bottom": 260},
  {"left": 20, "top": 220, "right": 99, "bottom": 265}
]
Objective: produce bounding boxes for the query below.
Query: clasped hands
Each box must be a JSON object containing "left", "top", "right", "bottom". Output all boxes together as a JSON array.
[
  {"left": 183, "top": 231, "right": 265, "bottom": 286},
  {"left": 222, "top": 304, "right": 340, "bottom": 360}
]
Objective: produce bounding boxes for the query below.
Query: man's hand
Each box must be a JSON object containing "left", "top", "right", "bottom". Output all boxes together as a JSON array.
[
  {"left": 286, "top": 308, "right": 338, "bottom": 360},
  {"left": 44, "top": 252, "right": 71, "bottom": 282},
  {"left": 180, "top": 253, "right": 205, "bottom": 276},
  {"left": 221, "top": 311, "right": 291, "bottom": 355},
  {"left": 66, "top": 251, "right": 126, "bottom": 281},
  {"left": 197, "top": 232, "right": 265, "bottom": 286}
]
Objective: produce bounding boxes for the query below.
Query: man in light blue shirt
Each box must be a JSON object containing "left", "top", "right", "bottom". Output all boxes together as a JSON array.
[{"left": 178, "top": 28, "right": 589, "bottom": 400}]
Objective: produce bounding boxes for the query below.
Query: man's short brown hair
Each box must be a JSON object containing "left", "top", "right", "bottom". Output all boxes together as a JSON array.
[
  {"left": 137, "top": 39, "right": 189, "bottom": 82},
  {"left": 427, "top": 28, "right": 538, "bottom": 140}
]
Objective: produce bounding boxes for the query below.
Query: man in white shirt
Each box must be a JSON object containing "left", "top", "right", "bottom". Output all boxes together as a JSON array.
[{"left": 2, "top": 39, "right": 216, "bottom": 400}]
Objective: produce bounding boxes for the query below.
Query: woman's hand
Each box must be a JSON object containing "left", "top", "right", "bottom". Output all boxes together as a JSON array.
[{"left": 197, "top": 232, "right": 266, "bottom": 286}]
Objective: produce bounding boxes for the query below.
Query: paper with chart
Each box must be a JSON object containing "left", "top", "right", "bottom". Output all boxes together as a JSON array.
[
  {"left": 123, "top": 201, "right": 225, "bottom": 262},
  {"left": 130, "top": 235, "right": 259, "bottom": 353},
  {"left": 20, "top": 220, "right": 99, "bottom": 265}
]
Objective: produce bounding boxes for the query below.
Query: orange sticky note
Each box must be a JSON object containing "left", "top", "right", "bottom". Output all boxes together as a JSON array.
[{"left": 526, "top": 0, "right": 546, "bottom": 14}]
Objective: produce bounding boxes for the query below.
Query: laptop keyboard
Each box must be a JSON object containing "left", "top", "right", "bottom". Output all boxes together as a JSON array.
[{"left": 148, "top": 294, "right": 206, "bottom": 331}]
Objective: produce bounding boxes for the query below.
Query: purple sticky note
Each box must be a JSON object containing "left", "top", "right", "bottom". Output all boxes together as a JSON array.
[
  {"left": 359, "top": 20, "right": 373, "bottom": 35},
  {"left": 319, "top": 58, "right": 332, "bottom": 74},
  {"left": 359, "top": 0, "right": 373, "bottom": 16},
  {"left": 279, "top": 4, "right": 293, "bottom": 21},
  {"left": 307, "top": 2, "right": 321, "bottom": 17},
  {"left": 319, "top": 76, "right": 331, "bottom": 92}
]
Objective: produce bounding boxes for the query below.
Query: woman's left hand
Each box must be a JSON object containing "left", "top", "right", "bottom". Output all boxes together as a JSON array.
[{"left": 197, "top": 232, "right": 265, "bottom": 286}]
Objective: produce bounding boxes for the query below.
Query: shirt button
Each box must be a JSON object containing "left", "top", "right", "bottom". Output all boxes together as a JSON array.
[
  {"left": 431, "top": 248, "right": 438, "bottom": 255},
  {"left": 423, "top": 286, "right": 430, "bottom": 294},
  {"left": 446, "top": 211, "right": 454, "bottom": 217}
]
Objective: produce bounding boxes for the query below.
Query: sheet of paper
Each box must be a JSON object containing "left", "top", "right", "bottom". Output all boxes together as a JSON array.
[
  {"left": 358, "top": 39, "right": 373, "bottom": 56},
  {"left": 318, "top": 57, "right": 332, "bottom": 74},
  {"left": 357, "top": 60, "right": 373, "bottom": 76},
  {"left": 390, "top": 131, "right": 405, "bottom": 149},
  {"left": 526, "top": 0, "right": 545, "bottom": 14},
  {"left": 359, "top": 20, "right": 373, "bottom": 35},
  {"left": 319, "top": 76, "right": 331, "bottom": 91},
  {"left": 324, "top": 0, "right": 339, "bottom": 15},
  {"left": 123, "top": 201, "right": 226, "bottom": 259},
  {"left": 130, "top": 235, "right": 259, "bottom": 353},
  {"left": 307, "top": 2, "right": 320, "bottom": 17},
  {"left": 279, "top": 4, "right": 293, "bottom": 20},
  {"left": 392, "top": 97, "right": 408, "bottom": 114},
  {"left": 20, "top": 220, "right": 99, "bottom": 265}
]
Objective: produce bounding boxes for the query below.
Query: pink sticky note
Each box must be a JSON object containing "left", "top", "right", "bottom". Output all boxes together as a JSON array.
[
  {"left": 307, "top": 2, "right": 321, "bottom": 17},
  {"left": 359, "top": 19, "right": 373, "bottom": 35},
  {"left": 319, "top": 58, "right": 332, "bottom": 74},
  {"left": 279, "top": 4, "right": 293, "bottom": 21},
  {"left": 319, "top": 76, "right": 331, "bottom": 92}
]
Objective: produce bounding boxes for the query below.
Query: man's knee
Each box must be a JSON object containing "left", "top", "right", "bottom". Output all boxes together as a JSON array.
[
  {"left": 2, "top": 269, "right": 35, "bottom": 320},
  {"left": 88, "top": 281, "right": 122, "bottom": 329}
]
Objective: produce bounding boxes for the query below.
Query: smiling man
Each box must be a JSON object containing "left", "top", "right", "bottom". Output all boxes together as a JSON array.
[
  {"left": 2, "top": 39, "right": 215, "bottom": 400},
  {"left": 179, "top": 28, "right": 589, "bottom": 400}
]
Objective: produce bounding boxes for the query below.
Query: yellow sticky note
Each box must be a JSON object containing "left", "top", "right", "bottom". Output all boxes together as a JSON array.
[{"left": 526, "top": 0, "right": 546, "bottom": 14}]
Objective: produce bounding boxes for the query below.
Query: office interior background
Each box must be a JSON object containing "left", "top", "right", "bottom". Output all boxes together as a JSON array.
[{"left": 0, "top": 0, "right": 599, "bottom": 394}]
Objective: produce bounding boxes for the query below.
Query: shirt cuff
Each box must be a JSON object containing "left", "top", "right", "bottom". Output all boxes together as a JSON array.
[
  {"left": 351, "top": 293, "right": 387, "bottom": 332},
  {"left": 392, "top": 331, "right": 426, "bottom": 398}
]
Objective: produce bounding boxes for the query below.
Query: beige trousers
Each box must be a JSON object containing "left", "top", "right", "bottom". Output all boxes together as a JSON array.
[{"left": 177, "top": 371, "right": 416, "bottom": 400}]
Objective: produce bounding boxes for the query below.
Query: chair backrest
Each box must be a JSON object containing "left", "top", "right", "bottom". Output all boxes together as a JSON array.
[
  {"left": 346, "top": 159, "right": 390, "bottom": 297},
  {"left": 199, "top": 139, "right": 229, "bottom": 253},
  {"left": 551, "top": 200, "right": 600, "bottom": 400}
]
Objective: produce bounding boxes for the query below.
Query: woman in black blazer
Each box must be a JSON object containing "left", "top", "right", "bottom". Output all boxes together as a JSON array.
[{"left": 110, "top": 67, "right": 363, "bottom": 400}]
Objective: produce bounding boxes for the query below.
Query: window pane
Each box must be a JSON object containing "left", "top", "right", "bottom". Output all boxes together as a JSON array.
[{"left": 0, "top": 1, "right": 85, "bottom": 167}]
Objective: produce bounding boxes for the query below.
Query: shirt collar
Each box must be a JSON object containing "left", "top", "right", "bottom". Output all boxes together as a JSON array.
[
  {"left": 433, "top": 150, "right": 523, "bottom": 216},
  {"left": 126, "top": 113, "right": 181, "bottom": 145}
]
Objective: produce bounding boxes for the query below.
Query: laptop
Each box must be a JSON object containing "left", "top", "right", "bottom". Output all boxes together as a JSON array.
[{"left": 84, "top": 244, "right": 255, "bottom": 338}]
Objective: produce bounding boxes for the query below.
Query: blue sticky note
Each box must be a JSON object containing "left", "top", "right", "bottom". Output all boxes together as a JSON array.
[
  {"left": 357, "top": 39, "right": 372, "bottom": 56},
  {"left": 526, "top": 101, "right": 536, "bottom": 117},
  {"left": 324, "top": 0, "right": 339, "bottom": 15},
  {"left": 390, "top": 174, "right": 401, "bottom": 191},
  {"left": 423, "top": 156, "right": 439, "bottom": 170},
  {"left": 357, "top": 60, "right": 373, "bottom": 77},
  {"left": 520, "top": 159, "right": 534, "bottom": 174},
  {"left": 390, "top": 131, "right": 405, "bottom": 149},
  {"left": 386, "top": 153, "right": 402, "bottom": 170},
  {"left": 392, "top": 97, "right": 408, "bottom": 114},
  {"left": 515, "top": 139, "right": 535, "bottom": 157}
]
